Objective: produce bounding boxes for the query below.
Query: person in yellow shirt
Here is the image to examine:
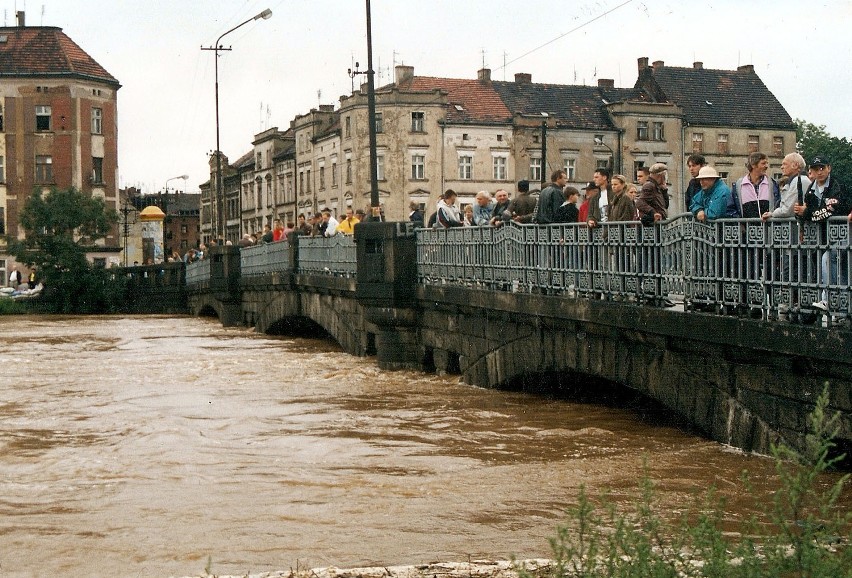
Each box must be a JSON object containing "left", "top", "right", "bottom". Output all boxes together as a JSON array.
[{"left": 336, "top": 207, "right": 360, "bottom": 235}]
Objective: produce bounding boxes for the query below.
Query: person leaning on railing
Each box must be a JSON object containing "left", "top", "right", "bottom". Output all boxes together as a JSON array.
[
  {"left": 793, "top": 155, "right": 852, "bottom": 314},
  {"left": 689, "top": 166, "right": 730, "bottom": 221}
]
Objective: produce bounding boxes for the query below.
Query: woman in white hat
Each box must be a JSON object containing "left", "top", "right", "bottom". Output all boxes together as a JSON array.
[{"left": 689, "top": 165, "right": 730, "bottom": 221}]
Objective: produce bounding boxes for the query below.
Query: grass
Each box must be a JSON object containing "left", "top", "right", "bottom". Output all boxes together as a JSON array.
[{"left": 518, "top": 385, "right": 851, "bottom": 578}]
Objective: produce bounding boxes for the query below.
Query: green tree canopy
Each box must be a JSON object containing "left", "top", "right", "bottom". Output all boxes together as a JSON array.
[
  {"left": 8, "top": 187, "right": 120, "bottom": 312},
  {"left": 796, "top": 119, "right": 852, "bottom": 186}
]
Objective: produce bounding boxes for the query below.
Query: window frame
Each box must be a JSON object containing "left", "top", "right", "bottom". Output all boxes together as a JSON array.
[
  {"left": 411, "top": 153, "right": 426, "bottom": 180},
  {"left": 91, "top": 107, "right": 103, "bottom": 135},
  {"left": 637, "top": 121, "right": 649, "bottom": 141},
  {"left": 92, "top": 156, "right": 104, "bottom": 184},
  {"left": 458, "top": 155, "right": 473, "bottom": 180},
  {"left": 411, "top": 111, "right": 425, "bottom": 133},
  {"left": 36, "top": 105, "right": 52, "bottom": 131},
  {"left": 35, "top": 155, "right": 54, "bottom": 183}
]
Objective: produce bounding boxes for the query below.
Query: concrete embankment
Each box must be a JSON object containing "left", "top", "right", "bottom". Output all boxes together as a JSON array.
[{"left": 181, "top": 559, "right": 554, "bottom": 578}]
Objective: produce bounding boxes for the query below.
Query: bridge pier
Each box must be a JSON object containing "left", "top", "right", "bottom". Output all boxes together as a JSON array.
[{"left": 355, "top": 222, "right": 421, "bottom": 371}]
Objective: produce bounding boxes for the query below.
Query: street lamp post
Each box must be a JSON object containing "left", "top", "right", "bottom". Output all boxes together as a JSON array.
[
  {"left": 594, "top": 135, "right": 619, "bottom": 174},
  {"left": 202, "top": 8, "right": 272, "bottom": 243}
]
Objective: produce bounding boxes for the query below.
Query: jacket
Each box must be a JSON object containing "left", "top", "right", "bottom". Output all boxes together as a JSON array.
[
  {"left": 436, "top": 199, "right": 463, "bottom": 228},
  {"left": 534, "top": 183, "right": 563, "bottom": 224},
  {"left": 636, "top": 179, "right": 668, "bottom": 224},
  {"left": 800, "top": 175, "right": 852, "bottom": 223},
  {"left": 689, "top": 179, "right": 731, "bottom": 220},
  {"left": 608, "top": 192, "right": 637, "bottom": 222},
  {"left": 727, "top": 175, "right": 781, "bottom": 218}
]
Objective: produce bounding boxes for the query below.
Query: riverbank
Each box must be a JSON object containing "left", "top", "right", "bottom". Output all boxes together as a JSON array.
[{"left": 181, "top": 559, "right": 553, "bottom": 578}]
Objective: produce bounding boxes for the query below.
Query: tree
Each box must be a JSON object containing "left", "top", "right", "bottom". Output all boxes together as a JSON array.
[
  {"left": 796, "top": 119, "right": 852, "bottom": 186},
  {"left": 8, "top": 187, "right": 120, "bottom": 313}
]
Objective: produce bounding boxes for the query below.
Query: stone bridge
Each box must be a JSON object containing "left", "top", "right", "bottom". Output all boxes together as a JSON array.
[{"left": 176, "top": 219, "right": 851, "bottom": 460}]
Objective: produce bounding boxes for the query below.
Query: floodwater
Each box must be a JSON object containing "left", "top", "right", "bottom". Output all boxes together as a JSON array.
[{"left": 0, "top": 315, "right": 846, "bottom": 577}]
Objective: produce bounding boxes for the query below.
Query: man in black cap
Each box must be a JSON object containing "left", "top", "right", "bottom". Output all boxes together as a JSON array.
[
  {"left": 508, "top": 179, "right": 537, "bottom": 223},
  {"left": 794, "top": 155, "right": 852, "bottom": 313}
]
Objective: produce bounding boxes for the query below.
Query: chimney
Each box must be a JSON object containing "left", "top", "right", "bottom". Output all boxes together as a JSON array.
[
  {"left": 637, "top": 57, "right": 649, "bottom": 72},
  {"left": 477, "top": 68, "right": 491, "bottom": 84},
  {"left": 514, "top": 72, "right": 532, "bottom": 84},
  {"left": 693, "top": 61, "right": 703, "bottom": 70},
  {"left": 16, "top": 10, "right": 25, "bottom": 27},
  {"left": 652, "top": 60, "right": 665, "bottom": 71},
  {"left": 737, "top": 64, "right": 755, "bottom": 73},
  {"left": 395, "top": 65, "right": 414, "bottom": 85},
  {"left": 597, "top": 78, "right": 614, "bottom": 88}
]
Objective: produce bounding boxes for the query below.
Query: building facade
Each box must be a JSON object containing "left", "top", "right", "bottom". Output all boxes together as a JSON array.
[
  {"left": 199, "top": 56, "right": 796, "bottom": 234},
  {"left": 0, "top": 15, "right": 122, "bottom": 276}
]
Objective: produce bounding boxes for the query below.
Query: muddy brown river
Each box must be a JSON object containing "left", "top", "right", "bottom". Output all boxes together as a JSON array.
[{"left": 0, "top": 315, "right": 846, "bottom": 577}]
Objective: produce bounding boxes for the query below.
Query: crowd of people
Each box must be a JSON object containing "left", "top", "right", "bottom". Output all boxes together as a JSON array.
[{"left": 425, "top": 152, "right": 852, "bottom": 317}]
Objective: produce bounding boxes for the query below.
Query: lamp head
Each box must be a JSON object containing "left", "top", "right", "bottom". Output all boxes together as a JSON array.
[{"left": 255, "top": 8, "right": 272, "bottom": 20}]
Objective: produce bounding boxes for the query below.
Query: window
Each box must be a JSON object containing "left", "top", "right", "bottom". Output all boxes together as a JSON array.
[
  {"left": 637, "top": 121, "right": 649, "bottom": 140},
  {"left": 0, "top": 104, "right": 4, "bottom": 132},
  {"left": 306, "top": 169, "right": 311, "bottom": 192},
  {"left": 374, "top": 112, "right": 383, "bottom": 134},
  {"left": 411, "top": 154, "right": 425, "bottom": 180},
  {"left": 346, "top": 158, "right": 352, "bottom": 183},
  {"left": 653, "top": 122, "right": 665, "bottom": 141},
  {"left": 91, "top": 108, "right": 102, "bottom": 134},
  {"left": 92, "top": 157, "right": 103, "bottom": 183},
  {"left": 773, "top": 136, "right": 784, "bottom": 157},
  {"left": 0, "top": 155, "right": 4, "bottom": 183},
  {"left": 564, "top": 158, "right": 576, "bottom": 180},
  {"left": 532, "top": 134, "right": 540, "bottom": 144},
  {"left": 345, "top": 116, "right": 351, "bottom": 138},
  {"left": 299, "top": 172, "right": 304, "bottom": 195},
  {"left": 331, "top": 162, "right": 338, "bottom": 187},
  {"left": 181, "top": 224, "right": 188, "bottom": 234},
  {"left": 633, "top": 160, "right": 645, "bottom": 178},
  {"left": 529, "top": 157, "right": 542, "bottom": 182},
  {"left": 36, "top": 105, "right": 51, "bottom": 131},
  {"left": 596, "top": 159, "right": 609, "bottom": 170},
  {"left": 35, "top": 155, "right": 53, "bottom": 182},
  {"left": 718, "top": 171, "right": 729, "bottom": 182},
  {"left": 717, "top": 133, "right": 729, "bottom": 155},
  {"left": 256, "top": 153, "right": 262, "bottom": 169},
  {"left": 319, "top": 166, "right": 326, "bottom": 190},
  {"left": 376, "top": 155, "right": 385, "bottom": 180},
  {"left": 748, "top": 134, "right": 759, "bottom": 154},
  {"left": 692, "top": 132, "right": 704, "bottom": 154},
  {"left": 458, "top": 155, "right": 472, "bottom": 179},
  {"left": 493, "top": 156, "right": 507, "bottom": 180},
  {"left": 411, "top": 111, "right": 424, "bottom": 132}
]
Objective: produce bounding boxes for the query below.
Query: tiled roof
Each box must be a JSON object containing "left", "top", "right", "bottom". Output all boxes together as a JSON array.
[
  {"left": 641, "top": 65, "right": 793, "bottom": 129},
  {"left": 492, "top": 81, "right": 638, "bottom": 130},
  {"left": 393, "top": 76, "right": 512, "bottom": 124},
  {"left": 0, "top": 26, "right": 119, "bottom": 86}
]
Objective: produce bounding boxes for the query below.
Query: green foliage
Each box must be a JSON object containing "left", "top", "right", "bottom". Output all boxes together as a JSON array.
[
  {"left": 7, "top": 186, "right": 121, "bottom": 313},
  {"left": 0, "top": 298, "right": 29, "bottom": 314},
  {"left": 796, "top": 120, "right": 852, "bottom": 186},
  {"left": 520, "top": 387, "right": 851, "bottom": 578}
]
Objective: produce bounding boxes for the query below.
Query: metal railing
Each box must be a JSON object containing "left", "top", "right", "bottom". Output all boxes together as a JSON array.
[
  {"left": 185, "top": 258, "right": 211, "bottom": 286},
  {"left": 240, "top": 240, "right": 292, "bottom": 278},
  {"left": 416, "top": 215, "right": 851, "bottom": 319},
  {"left": 297, "top": 234, "right": 357, "bottom": 277}
]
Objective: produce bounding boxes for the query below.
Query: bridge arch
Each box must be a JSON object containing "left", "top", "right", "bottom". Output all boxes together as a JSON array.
[{"left": 250, "top": 290, "right": 369, "bottom": 357}]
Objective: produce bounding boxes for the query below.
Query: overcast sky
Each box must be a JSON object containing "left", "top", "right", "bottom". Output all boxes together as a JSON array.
[{"left": 9, "top": 0, "right": 851, "bottom": 194}]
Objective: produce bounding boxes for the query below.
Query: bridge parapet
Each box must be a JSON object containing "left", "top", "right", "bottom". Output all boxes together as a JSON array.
[{"left": 416, "top": 215, "right": 851, "bottom": 321}]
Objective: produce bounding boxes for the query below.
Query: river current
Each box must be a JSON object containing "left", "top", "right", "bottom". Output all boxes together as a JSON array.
[{"left": 0, "top": 315, "right": 845, "bottom": 577}]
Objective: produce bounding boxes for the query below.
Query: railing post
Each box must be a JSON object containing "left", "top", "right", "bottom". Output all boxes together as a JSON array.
[{"left": 354, "top": 221, "right": 420, "bottom": 370}]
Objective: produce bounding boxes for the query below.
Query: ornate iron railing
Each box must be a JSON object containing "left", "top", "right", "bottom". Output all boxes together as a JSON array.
[
  {"left": 185, "top": 258, "right": 211, "bottom": 286},
  {"left": 240, "top": 241, "right": 292, "bottom": 277},
  {"left": 297, "top": 234, "right": 357, "bottom": 277},
  {"left": 416, "top": 216, "right": 851, "bottom": 319}
]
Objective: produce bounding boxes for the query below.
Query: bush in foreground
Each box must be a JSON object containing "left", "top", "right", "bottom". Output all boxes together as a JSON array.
[{"left": 519, "top": 387, "right": 850, "bottom": 578}]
